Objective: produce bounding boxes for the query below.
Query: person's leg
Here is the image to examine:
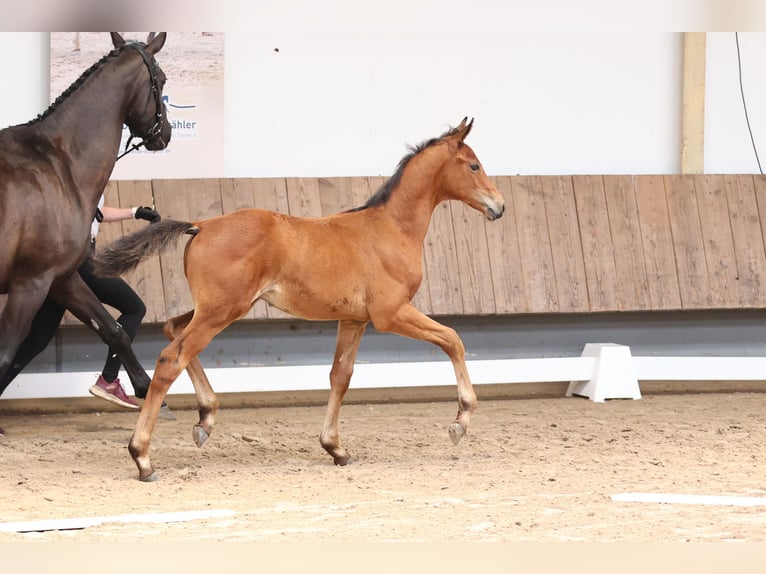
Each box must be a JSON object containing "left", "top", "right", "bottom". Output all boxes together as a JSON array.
[
  {"left": 80, "top": 260, "right": 174, "bottom": 418},
  {"left": 79, "top": 261, "right": 144, "bottom": 409}
]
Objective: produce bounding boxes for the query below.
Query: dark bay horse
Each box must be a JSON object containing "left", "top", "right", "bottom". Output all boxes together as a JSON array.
[
  {"left": 0, "top": 33, "right": 172, "bottom": 423},
  {"left": 94, "top": 118, "right": 505, "bottom": 481}
]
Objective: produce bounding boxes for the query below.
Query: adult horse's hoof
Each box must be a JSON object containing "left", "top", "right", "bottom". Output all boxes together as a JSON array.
[
  {"left": 448, "top": 422, "right": 465, "bottom": 445},
  {"left": 192, "top": 424, "right": 209, "bottom": 448},
  {"left": 139, "top": 471, "right": 159, "bottom": 483}
]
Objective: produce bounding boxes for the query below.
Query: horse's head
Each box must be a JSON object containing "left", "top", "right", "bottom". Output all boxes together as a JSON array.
[
  {"left": 437, "top": 118, "right": 505, "bottom": 221},
  {"left": 113, "top": 32, "right": 172, "bottom": 151}
]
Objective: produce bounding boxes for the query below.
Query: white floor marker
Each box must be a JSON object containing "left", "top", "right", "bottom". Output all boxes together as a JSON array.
[
  {"left": 612, "top": 492, "right": 766, "bottom": 507},
  {"left": 0, "top": 509, "right": 236, "bottom": 533}
]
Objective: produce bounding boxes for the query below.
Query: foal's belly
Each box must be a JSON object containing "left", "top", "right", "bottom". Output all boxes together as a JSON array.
[{"left": 261, "top": 285, "right": 370, "bottom": 322}]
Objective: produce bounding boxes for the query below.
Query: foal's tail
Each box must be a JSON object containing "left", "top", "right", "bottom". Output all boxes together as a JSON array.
[{"left": 92, "top": 219, "right": 199, "bottom": 277}]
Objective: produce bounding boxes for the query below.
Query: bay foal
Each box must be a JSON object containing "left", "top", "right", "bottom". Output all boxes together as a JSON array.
[{"left": 95, "top": 118, "right": 505, "bottom": 481}]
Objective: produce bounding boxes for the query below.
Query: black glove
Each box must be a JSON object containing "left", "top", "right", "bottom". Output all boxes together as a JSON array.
[{"left": 134, "top": 206, "right": 161, "bottom": 223}]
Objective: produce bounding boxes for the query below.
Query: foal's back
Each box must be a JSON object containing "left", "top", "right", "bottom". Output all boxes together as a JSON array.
[{"left": 183, "top": 207, "right": 421, "bottom": 323}]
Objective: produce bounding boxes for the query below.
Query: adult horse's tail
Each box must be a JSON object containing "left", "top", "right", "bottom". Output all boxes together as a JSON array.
[{"left": 93, "top": 219, "right": 199, "bottom": 277}]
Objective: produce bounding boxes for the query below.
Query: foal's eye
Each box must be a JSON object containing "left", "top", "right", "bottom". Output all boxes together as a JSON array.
[{"left": 469, "top": 163, "right": 480, "bottom": 172}]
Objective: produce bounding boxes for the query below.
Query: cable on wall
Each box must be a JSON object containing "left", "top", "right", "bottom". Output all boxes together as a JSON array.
[{"left": 735, "top": 32, "right": 763, "bottom": 175}]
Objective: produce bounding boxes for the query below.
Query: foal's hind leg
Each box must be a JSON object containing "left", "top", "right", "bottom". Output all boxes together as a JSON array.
[
  {"left": 130, "top": 310, "right": 233, "bottom": 481},
  {"left": 320, "top": 320, "right": 368, "bottom": 465},
  {"left": 163, "top": 311, "right": 219, "bottom": 448},
  {"left": 373, "top": 304, "right": 476, "bottom": 445}
]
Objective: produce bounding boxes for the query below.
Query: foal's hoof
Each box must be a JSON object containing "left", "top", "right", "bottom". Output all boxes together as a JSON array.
[
  {"left": 192, "top": 424, "right": 209, "bottom": 448},
  {"left": 448, "top": 422, "right": 466, "bottom": 445},
  {"left": 333, "top": 453, "right": 351, "bottom": 466},
  {"left": 139, "top": 471, "right": 159, "bottom": 483}
]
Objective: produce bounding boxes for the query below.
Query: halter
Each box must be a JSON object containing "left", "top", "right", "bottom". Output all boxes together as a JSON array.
[{"left": 117, "top": 42, "right": 167, "bottom": 160}]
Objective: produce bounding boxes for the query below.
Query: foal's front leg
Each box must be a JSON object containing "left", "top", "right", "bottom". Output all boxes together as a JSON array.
[
  {"left": 373, "top": 303, "right": 476, "bottom": 445},
  {"left": 320, "top": 320, "right": 368, "bottom": 465}
]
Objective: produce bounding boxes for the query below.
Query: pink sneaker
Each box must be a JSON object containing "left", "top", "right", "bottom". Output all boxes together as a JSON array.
[{"left": 89, "top": 375, "right": 140, "bottom": 409}]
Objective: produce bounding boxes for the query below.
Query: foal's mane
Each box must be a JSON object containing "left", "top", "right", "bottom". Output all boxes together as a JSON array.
[
  {"left": 26, "top": 41, "right": 147, "bottom": 126},
  {"left": 347, "top": 124, "right": 462, "bottom": 213}
]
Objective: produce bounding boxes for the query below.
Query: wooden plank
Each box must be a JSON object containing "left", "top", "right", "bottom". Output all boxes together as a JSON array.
[
  {"left": 423, "top": 201, "right": 463, "bottom": 315},
  {"left": 350, "top": 176, "right": 374, "bottom": 209},
  {"left": 664, "top": 174, "right": 711, "bottom": 308},
  {"left": 543, "top": 176, "right": 589, "bottom": 312},
  {"left": 220, "top": 177, "right": 257, "bottom": 214},
  {"left": 693, "top": 174, "right": 739, "bottom": 307},
  {"left": 752, "top": 175, "right": 766, "bottom": 292},
  {"left": 725, "top": 174, "right": 766, "bottom": 307},
  {"left": 602, "top": 175, "right": 651, "bottom": 310},
  {"left": 318, "top": 177, "right": 355, "bottom": 215},
  {"left": 483, "top": 176, "right": 527, "bottom": 314},
  {"left": 681, "top": 33, "right": 706, "bottom": 174},
  {"left": 512, "top": 176, "right": 557, "bottom": 312},
  {"left": 450, "top": 202, "right": 496, "bottom": 315},
  {"left": 285, "top": 177, "right": 322, "bottom": 218},
  {"left": 152, "top": 180, "right": 193, "bottom": 319},
  {"left": 634, "top": 175, "right": 682, "bottom": 310},
  {"left": 114, "top": 180, "right": 166, "bottom": 323},
  {"left": 572, "top": 175, "right": 619, "bottom": 312}
]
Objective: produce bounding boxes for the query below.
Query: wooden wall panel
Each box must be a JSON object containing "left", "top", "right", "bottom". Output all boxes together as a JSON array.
[
  {"left": 572, "top": 175, "right": 619, "bottom": 312},
  {"left": 152, "top": 180, "right": 196, "bottom": 319},
  {"left": 693, "top": 174, "right": 739, "bottom": 307},
  {"left": 285, "top": 177, "right": 322, "bottom": 218},
  {"left": 512, "top": 176, "right": 557, "bottom": 312},
  {"left": 423, "top": 202, "right": 463, "bottom": 315},
  {"left": 725, "top": 174, "right": 766, "bottom": 307},
  {"left": 318, "top": 177, "right": 356, "bottom": 215},
  {"left": 451, "top": 202, "right": 496, "bottom": 314},
  {"left": 602, "top": 175, "right": 650, "bottom": 310},
  {"left": 543, "top": 176, "right": 588, "bottom": 312},
  {"left": 485, "top": 176, "right": 527, "bottom": 314},
  {"left": 32, "top": 173, "right": 766, "bottom": 330},
  {"left": 664, "top": 174, "right": 711, "bottom": 308},
  {"left": 115, "top": 180, "right": 166, "bottom": 323},
  {"left": 634, "top": 175, "right": 682, "bottom": 310}
]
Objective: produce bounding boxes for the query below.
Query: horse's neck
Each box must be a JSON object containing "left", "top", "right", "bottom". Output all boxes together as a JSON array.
[
  {"left": 37, "top": 66, "right": 130, "bottom": 199},
  {"left": 380, "top": 157, "right": 445, "bottom": 242}
]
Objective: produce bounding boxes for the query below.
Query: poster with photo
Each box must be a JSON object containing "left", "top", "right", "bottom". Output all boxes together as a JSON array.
[{"left": 50, "top": 32, "right": 224, "bottom": 180}]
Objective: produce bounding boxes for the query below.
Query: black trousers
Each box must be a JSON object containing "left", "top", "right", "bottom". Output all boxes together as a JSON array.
[{"left": 0, "top": 256, "right": 146, "bottom": 392}]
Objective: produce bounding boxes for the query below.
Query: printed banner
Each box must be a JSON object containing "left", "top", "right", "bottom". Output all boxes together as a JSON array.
[{"left": 50, "top": 32, "right": 224, "bottom": 180}]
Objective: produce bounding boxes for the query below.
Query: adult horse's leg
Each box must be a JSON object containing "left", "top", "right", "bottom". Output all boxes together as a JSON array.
[
  {"left": 47, "top": 273, "right": 151, "bottom": 398},
  {"left": 0, "top": 298, "right": 65, "bottom": 395},
  {"left": 373, "top": 304, "right": 476, "bottom": 445},
  {"left": 0, "top": 279, "right": 54, "bottom": 394},
  {"left": 162, "top": 311, "right": 219, "bottom": 447},
  {"left": 131, "top": 309, "right": 233, "bottom": 481},
  {"left": 320, "top": 319, "right": 368, "bottom": 465}
]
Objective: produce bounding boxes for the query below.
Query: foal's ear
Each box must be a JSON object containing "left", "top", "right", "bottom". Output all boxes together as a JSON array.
[
  {"left": 145, "top": 32, "right": 168, "bottom": 55},
  {"left": 449, "top": 117, "right": 474, "bottom": 147},
  {"left": 111, "top": 33, "right": 126, "bottom": 49}
]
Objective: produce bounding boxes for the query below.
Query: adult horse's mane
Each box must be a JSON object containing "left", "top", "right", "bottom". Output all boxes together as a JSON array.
[
  {"left": 348, "top": 124, "right": 463, "bottom": 213},
  {"left": 28, "top": 41, "right": 146, "bottom": 126}
]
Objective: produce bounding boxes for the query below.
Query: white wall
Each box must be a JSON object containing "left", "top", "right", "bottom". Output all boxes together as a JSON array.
[{"left": 1, "top": 30, "right": 764, "bottom": 177}]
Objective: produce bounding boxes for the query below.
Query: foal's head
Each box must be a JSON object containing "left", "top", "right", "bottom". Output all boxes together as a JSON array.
[{"left": 431, "top": 118, "right": 505, "bottom": 220}]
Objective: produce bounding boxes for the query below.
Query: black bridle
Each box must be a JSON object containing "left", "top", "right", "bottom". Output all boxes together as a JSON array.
[{"left": 117, "top": 42, "right": 167, "bottom": 160}]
